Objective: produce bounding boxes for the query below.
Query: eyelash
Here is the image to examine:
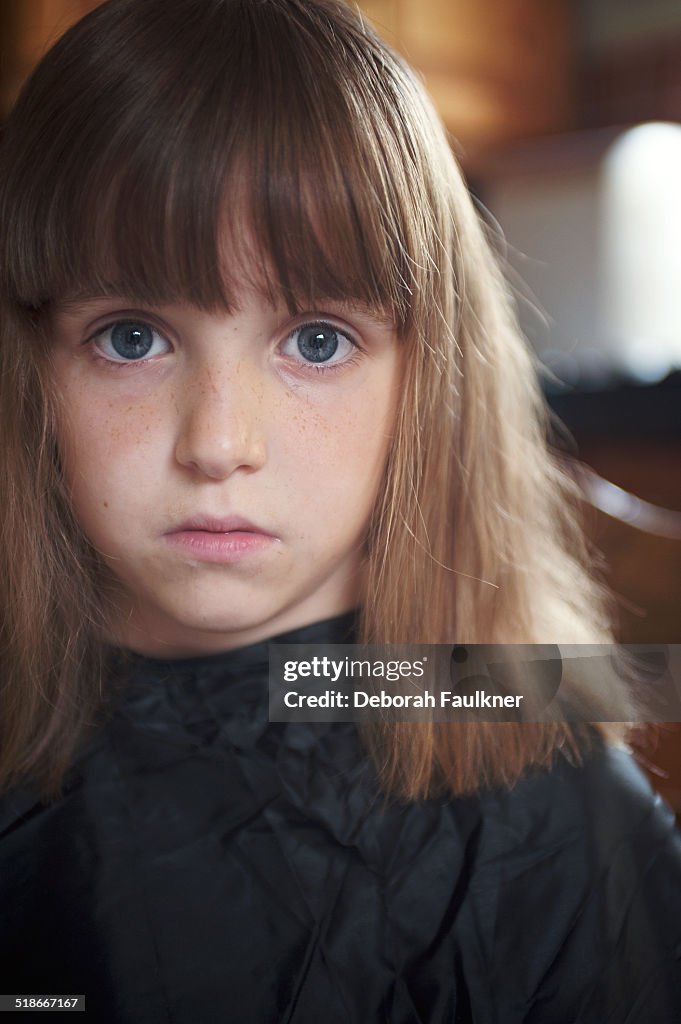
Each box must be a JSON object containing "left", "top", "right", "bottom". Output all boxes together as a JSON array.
[{"left": 84, "top": 318, "right": 363, "bottom": 376}]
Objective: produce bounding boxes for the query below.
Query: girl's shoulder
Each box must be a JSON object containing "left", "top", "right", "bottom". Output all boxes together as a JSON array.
[
  {"left": 319, "top": 735, "right": 681, "bottom": 1021},
  {"left": 446, "top": 742, "right": 681, "bottom": 1022},
  {"left": 292, "top": 726, "right": 679, "bottom": 866},
  {"left": 473, "top": 740, "right": 678, "bottom": 862}
]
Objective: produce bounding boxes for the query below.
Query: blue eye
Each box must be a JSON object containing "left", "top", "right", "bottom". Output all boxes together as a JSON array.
[
  {"left": 93, "top": 320, "right": 171, "bottom": 363},
  {"left": 296, "top": 325, "right": 339, "bottom": 362},
  {"left": 110, "top": 322, "right": 153, "bottom": 359},
  {"left": 282, "top": 322, "right": 356, "bottom": 367}
]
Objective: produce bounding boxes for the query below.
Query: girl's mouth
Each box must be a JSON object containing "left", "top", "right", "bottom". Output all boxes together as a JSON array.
[
  {"left": 164, "top": 515, "right": 277, "bottom": 563},
  {"left": 167, "top": 514, "right": 271, "bottom": 535}
]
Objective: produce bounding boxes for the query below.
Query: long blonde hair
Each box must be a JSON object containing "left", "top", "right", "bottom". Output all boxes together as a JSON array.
[{"left": 0, "top": 0, "right": 629, "bottom": 803}]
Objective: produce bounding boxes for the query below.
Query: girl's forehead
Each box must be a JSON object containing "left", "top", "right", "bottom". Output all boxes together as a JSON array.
[
  {"left": 50, "top": 216, "right": 398, "bottom": 328},
  {"left": 52, "top": 274, "right": 396, "bottom": 331},
  {"left": 53, "top": 290, "right": 396, "bottom": 335}
]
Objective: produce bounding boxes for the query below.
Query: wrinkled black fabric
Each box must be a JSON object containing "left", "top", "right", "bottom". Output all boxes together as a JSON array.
[{"left": 1, "top": 612, "right": 680, "bottom": 1023}]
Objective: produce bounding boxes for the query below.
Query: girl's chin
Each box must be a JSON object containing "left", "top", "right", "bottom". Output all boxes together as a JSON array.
[{"left": 101, "top": 606, "right": 290, "bottom": 657}]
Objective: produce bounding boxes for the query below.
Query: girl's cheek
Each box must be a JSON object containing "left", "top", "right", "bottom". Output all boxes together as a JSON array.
[
  {"left": 279, "top": 398, "right": 363, "bottom": 466},
  {"left": 55, "top": 394, "right": 162, "bottom": 488}
]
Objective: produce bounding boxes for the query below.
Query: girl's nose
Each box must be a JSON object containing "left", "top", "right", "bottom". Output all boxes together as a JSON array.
[{"left": 173, "top": 363, "right": 267, "bottom": 480}]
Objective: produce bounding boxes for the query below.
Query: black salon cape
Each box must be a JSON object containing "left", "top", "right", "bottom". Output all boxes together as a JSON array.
[{"left": 1, "top": 614, "right": 680, "bottom": 1023}]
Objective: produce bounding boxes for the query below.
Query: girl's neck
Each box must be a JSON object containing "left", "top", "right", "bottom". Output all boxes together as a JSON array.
[{"left": 106, "top": 607, "right": 360, "bottom": 664}]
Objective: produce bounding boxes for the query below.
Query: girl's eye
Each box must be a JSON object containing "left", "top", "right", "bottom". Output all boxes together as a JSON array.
[
  {"left": 281, "top": 322, "right": 356, "bottom": 367},
  {"left": 91, "top": 320, "right": 171, "bottom": 363}
]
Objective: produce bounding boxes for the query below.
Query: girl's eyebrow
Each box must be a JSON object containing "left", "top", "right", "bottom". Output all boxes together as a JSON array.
[
  {"left": 52, "top": 293, "right": 397, "bottom": 330},
  {"left": 326, "top": 301, "right": 396, "bottom": 330},
  {"left": 52, "top": 293, "right": 135, "bottom": 318}
]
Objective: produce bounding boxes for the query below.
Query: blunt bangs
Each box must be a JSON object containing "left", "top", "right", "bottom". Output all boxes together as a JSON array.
[{"left": 0, "top": 0, "right": 437, "bottom": 333}]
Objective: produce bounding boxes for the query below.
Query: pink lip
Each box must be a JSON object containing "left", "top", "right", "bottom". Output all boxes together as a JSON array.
[
  {"left": 164, "top": 515, "right": 277, "bottom": 564},
  {"left": 168, "top": 514, "right": 270, "bottom": 534}
]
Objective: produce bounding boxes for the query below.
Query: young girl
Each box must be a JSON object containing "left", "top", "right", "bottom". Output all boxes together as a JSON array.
[{"left": 0, "top": 0, "right": 679, "bottom": 1020}]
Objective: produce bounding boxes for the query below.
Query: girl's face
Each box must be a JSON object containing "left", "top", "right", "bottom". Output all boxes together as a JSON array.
[{"left": 50, "top": 286, "right": 401, "bottom": 656}]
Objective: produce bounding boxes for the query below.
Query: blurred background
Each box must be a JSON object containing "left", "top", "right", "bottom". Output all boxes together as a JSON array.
[{"left": 1, "top": 0, "right": 680, "bottom": 810}]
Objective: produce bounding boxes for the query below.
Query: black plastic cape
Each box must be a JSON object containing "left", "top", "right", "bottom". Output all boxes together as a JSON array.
[{"left": 1, "top": 613, "right": 680, "bottom": 1023}]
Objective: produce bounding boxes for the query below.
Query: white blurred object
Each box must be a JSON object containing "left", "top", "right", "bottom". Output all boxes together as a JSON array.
[
  {"left": 483, "top": 123, "right": 681, "bottom": 385},
  {"left": 601, "top": 123, "right": 681, "bottom": 381},
  {"left": 577, "top": 464, "right": 681, "bottom": 540}
]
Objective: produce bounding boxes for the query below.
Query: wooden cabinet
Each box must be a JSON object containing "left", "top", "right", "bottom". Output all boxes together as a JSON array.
[
  {"left": 360, "top": 0, "right": 573, "bottom": 145},
  {"left": 578, "top": 437, "right": 681, "bottom": 815},
  {"left": 0, "top": 0, "right": 100, "bottom": 117}
]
